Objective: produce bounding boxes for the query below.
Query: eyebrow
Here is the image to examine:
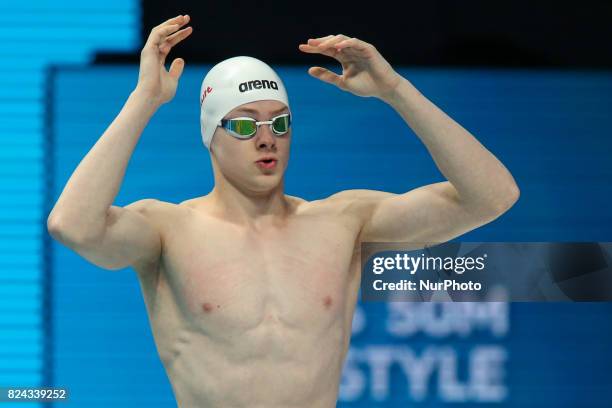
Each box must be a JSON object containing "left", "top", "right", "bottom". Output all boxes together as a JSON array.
[{"left": 232, "top": 107, "right": 288, "bottom": 115}]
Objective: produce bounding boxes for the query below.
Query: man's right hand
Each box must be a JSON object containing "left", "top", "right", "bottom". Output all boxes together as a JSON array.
[{"left": 136, "top": 14, "right": 193, "bottom": 106}]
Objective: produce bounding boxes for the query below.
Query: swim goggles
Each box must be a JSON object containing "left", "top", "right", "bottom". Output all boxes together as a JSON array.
[{"left": 218, "top": 113, "right": 291, "bottom": 139}]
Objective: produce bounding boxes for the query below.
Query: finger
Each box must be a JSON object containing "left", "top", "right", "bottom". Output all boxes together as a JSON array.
[
  {"left": 308, "top": 66, "right": 342, "bottom": 87},
  {"left": 159, "top": 27, "right": 193, "bottom": 64},
  {"left": 298, "top": 43, "right": 333, "bottom": 54},
  {"left": 334, "top": 37, "right": 367, "bottom": 52},
  {"left": 307, "top": 35, "right": 334, "bottom": 45},
  {"left": 169, "top": 58, "right": 185, "bottom": 80},
  {"left": 156, "top": 14, "right": 189, "bottom": 30},
  {"left": 159, "top": 27, "right": 193, "bottom": 65},
  {"left": 146, "top": 23, "right": 180, "bottom": 48},
  {"left": 161, "top": 26, "right": 193, "bottom": 49},
  {"left": 300, "top": 36, "right": 345, "bottom": 54},
  {"left": 147, "top": 14, "right": 189, "bottom": 45},
  {"left": 299, "top": 44, "right": 342, "bottom": 61},
  {"left": 298, "top": 43, "right": 322, "bottom": 53},
  {"left": 317, "top": 34, "right": 349, "bottom": 50},
  {"left": 158, "top": 27, "right": 192, "bottom": 66}
]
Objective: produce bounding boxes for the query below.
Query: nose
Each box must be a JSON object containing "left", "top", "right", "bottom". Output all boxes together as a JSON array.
[{"left": 254, "top": 124, "right": 276, "bottom": 150}]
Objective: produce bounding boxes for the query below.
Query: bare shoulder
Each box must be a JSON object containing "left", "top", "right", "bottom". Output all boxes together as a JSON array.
[
  {"left": 125, "top": 198, "right": 168, "bottom": 211},
  {"left": 296, "top": 189, "right": 394, "bottom": 221},
  {"left": 125, "top": 198, "right": 175, "bottom": 215},
  {"left": 123, "top": 198, "right": 187, "bottom": 228},
  {"left": 315, "top": 189, "right": 393, "bottom": 212},
  {"left": 326, "top": 189, "right": 395, "bottom": 202},
  {"left": 123, "top": 198, "right": 190, "bottom": 273}
]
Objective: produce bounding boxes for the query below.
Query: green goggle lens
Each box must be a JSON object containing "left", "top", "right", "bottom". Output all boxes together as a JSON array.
[
  {"left": 271, "top": 115, "right": 290, "bottom": 134},
  {"left": 228, "top": 119, "right": 257, "bottom": 136},
  {"left": 222, "top": 114, "right": 291, "bottom": 138}
]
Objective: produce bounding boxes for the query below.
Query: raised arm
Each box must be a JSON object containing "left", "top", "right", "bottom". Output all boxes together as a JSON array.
[
  {"left": 300, "top": 35, "right": 519, "bottom": 243},
  {"left": 47, "top": 15, "right": 192, "bottom": 270}
]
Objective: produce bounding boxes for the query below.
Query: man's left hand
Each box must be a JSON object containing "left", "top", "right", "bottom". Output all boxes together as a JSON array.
[{"left": 299, "top": 35, "right": 402, "bottom": 101}]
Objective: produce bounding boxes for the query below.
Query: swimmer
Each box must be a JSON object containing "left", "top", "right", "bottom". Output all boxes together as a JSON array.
[{"left": 47, "top": 15, "right": 519, "bottom": 407}]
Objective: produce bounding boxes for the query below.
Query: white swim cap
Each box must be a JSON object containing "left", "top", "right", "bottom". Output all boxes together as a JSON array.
[{"left": 199, "top": 56, "right": 290, "bottom": 149}]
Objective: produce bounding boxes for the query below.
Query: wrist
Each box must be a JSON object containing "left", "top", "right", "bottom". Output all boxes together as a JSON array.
[
  {"left": 380, "top": 76, "right": 419, "bottom": 108},
  {"left": 377, "top": 72, "right": 404, "bottom": 104},
  {"left": 129, "top": 88, "right": 162, "bottom": 114}
]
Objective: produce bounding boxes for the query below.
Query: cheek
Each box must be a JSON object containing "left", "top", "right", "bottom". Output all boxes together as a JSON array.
[
  {"left": 215, "top": 136, "right": 241, "bottom": 159},
  {"left": 216, "top": 143, "right": 250, "bottom": 172},
  {"left": 279, "top": 135, "right": 291, "bottom": 155}
]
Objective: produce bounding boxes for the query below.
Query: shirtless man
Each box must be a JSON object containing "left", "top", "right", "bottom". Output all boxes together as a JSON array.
[{"left": 47, "top": 14, "right": 519, "bottom": 408}]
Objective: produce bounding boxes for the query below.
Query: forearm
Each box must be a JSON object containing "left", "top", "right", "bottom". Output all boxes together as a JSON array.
[
  {"left": 384, "top": 77, "right": 519, "bottom": 212},
  {"left": 48, "top": 89, "right": 160, "bottom": 242}
]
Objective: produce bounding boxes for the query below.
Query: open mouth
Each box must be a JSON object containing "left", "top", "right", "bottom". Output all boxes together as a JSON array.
[{"left": 256, "top": 159, "right": 278, "bottom": 169}]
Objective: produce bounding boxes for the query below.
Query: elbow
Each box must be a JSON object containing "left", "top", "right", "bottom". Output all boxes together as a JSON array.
[
  {"left": 469, "top": 183, "right": 520, "bottom": 221},
  {"left": 46, "top": 212, "right": 103, "bottom": 247},
  {"left": 503, "top": 182, "right": 520, "bottom": 211},
  {"left": 489, "top": 183, "right": 520, "bottom": 217},
  {"left": 47, "top": 213, "right": 65, "bottom": 241}
]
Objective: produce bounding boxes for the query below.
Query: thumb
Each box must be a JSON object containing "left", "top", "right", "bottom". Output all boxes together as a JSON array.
[
  {"left": 308, "top": 66, "right": 342, "bottom": 87},
  {"left": 169, "top": 58, "right": 185, "bottom": 80}
]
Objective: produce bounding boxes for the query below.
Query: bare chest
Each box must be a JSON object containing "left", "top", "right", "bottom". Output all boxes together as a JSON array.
[{"left": 155, "top": 213, "right": 361, "bottom": 339}]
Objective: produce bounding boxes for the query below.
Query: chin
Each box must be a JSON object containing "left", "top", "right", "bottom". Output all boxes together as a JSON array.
[
  {"left": 252, "top": 179, "right": 282, "bottom": 193},
  {"left": 246, "top": 173, "right": 283, "bottom": 193}
]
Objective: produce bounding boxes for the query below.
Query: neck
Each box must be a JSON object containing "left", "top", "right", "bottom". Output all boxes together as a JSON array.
[{"left": 209, "top": 178, "right": 291, "bottom": 225}]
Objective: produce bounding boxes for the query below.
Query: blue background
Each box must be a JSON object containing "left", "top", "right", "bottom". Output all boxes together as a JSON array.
[{"left": 47, "top": 66, "right": 612, "bottom": 407}]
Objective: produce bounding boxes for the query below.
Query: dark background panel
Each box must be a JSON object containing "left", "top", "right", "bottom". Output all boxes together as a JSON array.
[{"left": 96, "top": 0, "right": 612, "bottom": 68}]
